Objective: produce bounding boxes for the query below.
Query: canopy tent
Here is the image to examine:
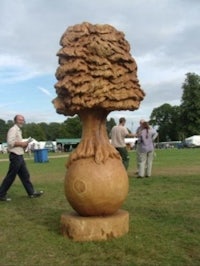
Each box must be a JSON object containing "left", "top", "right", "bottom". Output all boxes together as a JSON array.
[
  {"left": 56, "top": 138, "right": 81, "bottom": 152},
  {"left": 185, "top": 135, "right": 200, "bottom": 147}
]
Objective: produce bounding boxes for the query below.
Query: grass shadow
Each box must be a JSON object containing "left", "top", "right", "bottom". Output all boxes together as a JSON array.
[{"left": 10, "top": 192, "right": 72, "bottom": 236}]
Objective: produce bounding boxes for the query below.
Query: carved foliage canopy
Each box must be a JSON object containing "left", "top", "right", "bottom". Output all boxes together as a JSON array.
[{"left": 53, "top": 22, "right": 145, "bottom": 116}]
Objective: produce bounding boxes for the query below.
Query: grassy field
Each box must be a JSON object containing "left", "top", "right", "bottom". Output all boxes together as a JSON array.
[{"left": 0, "top": 149, "right": 199, "bottom": 266}]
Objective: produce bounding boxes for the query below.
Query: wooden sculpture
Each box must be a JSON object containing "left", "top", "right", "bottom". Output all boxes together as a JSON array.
[{"left": 53, "top": 22, "right": 145, "bottom": 241}]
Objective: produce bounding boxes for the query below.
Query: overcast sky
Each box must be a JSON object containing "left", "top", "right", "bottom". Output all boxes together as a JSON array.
[{"left": 0, "top": 0, "right": 199, "bottom": 131}]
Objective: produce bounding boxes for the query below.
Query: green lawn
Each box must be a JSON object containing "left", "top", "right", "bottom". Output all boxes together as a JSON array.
[{"left": 0, "top": 149, "right": 199, "bottom": 266}]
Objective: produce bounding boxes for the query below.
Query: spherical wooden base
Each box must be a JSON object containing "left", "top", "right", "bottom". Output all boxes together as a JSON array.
[
  {"left": 60, "top": 209, "right": 129, "bottom": 241},
  {"left": 65, "top": 158, "right": 128, "bottom": 216}
]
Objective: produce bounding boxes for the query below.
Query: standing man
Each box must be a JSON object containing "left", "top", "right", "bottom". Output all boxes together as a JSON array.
[
  {"left": 0, "top": 115, "right": 44, "bottom": 202},
  {"left": 111, "top": 117, "right": 135, "bottom": 170}
]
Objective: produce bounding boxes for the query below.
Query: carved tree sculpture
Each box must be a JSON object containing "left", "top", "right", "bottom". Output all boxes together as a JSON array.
[{"left": 53, "top": 22, "right": 145, "bottom": 217}]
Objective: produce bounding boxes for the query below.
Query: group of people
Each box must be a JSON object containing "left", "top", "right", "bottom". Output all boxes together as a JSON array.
[{"left": 111, "top": 117, "right": 158, "bottom": 178}]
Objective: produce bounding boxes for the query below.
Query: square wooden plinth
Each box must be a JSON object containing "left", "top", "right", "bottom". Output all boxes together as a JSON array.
[{"left": 60, "top": 209, "right": 129, "bottom": 242}]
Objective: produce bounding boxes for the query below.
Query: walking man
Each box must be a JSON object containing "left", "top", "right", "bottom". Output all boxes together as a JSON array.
[{"left": 0, "top": 114, "right": 44, "bottom": 201}]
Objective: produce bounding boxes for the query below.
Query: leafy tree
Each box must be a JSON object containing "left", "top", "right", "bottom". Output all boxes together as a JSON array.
[
  {"left": 180, "top": 73, "right": 200, "bottom": 137},
  {"left": 0, "top": 119, "right": 13, "bottom": 143},
  {"left": 38, "top": 122, "right": 49, "bottom": 139},
  {"left": 0, "top": 119, "right": 7, "bottom": 143},
  {"left": 56, "top": 123, "right": 69, "bottom": 139},
  {"left": 150, "top": 103, "right": 181, "bottom": 141},
  {"left": 6, "top": 120, "right": 13, "bottom": 128},
  {"left": 106, "top": 118, "right": 116, "bottom": 135},
  {"left": 63, "top": 116, "right": 82, "bottom": 138},
  {"left": 23, "top": 123, "right": 46, "bottom": 140},
  {"left": 47, "top": 122, "right": 62, "bottom": 140}
]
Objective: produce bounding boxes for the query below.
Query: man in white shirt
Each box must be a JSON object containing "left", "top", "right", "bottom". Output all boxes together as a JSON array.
[
  {"left": 0, "top": 115, "right": 43, "bottom": 202},
  {"left": 111, "top": 117, "right": 135, "bottom": 169}
]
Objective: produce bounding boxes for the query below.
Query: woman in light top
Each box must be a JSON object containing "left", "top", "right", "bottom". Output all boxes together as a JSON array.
[{"left": 137, "top": 121, "right": 158, "bottom": 178}]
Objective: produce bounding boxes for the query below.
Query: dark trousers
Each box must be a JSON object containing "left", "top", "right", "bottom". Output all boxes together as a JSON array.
[
  {"left": 0, "top": 152, "right": 34, "bottom": 197},
  {"left": 116, "top": 147, "right": 129, "bottom": 170}
]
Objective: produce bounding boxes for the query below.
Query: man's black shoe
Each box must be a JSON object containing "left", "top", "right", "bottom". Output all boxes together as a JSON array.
[
  {"left": 29, "top": 191, "right": 44, "bottom": 198},
  {"left": 0, "top": 195, "right": 11, "bottom": 202}
]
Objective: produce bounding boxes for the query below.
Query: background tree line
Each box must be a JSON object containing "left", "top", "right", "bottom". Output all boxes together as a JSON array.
[
  {"left": 149, "top": 72, "right": 200, "bottom": 141},
  {"left": 0, "top": 72, "right": 199, "bottom": 143},
  {"left": 0, "top": 115, "right": 116, "bottom": 143}
]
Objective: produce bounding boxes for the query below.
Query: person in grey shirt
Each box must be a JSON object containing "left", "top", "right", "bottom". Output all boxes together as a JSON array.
[
  {"left": 135, "top": 119, "right": 145, "bottom": 174},
  {"left": 0, "top": 114, "right": 44, "bottom": 202},
  {"left": 137, "top": 121, "right": 158, "bottom": 178}
]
